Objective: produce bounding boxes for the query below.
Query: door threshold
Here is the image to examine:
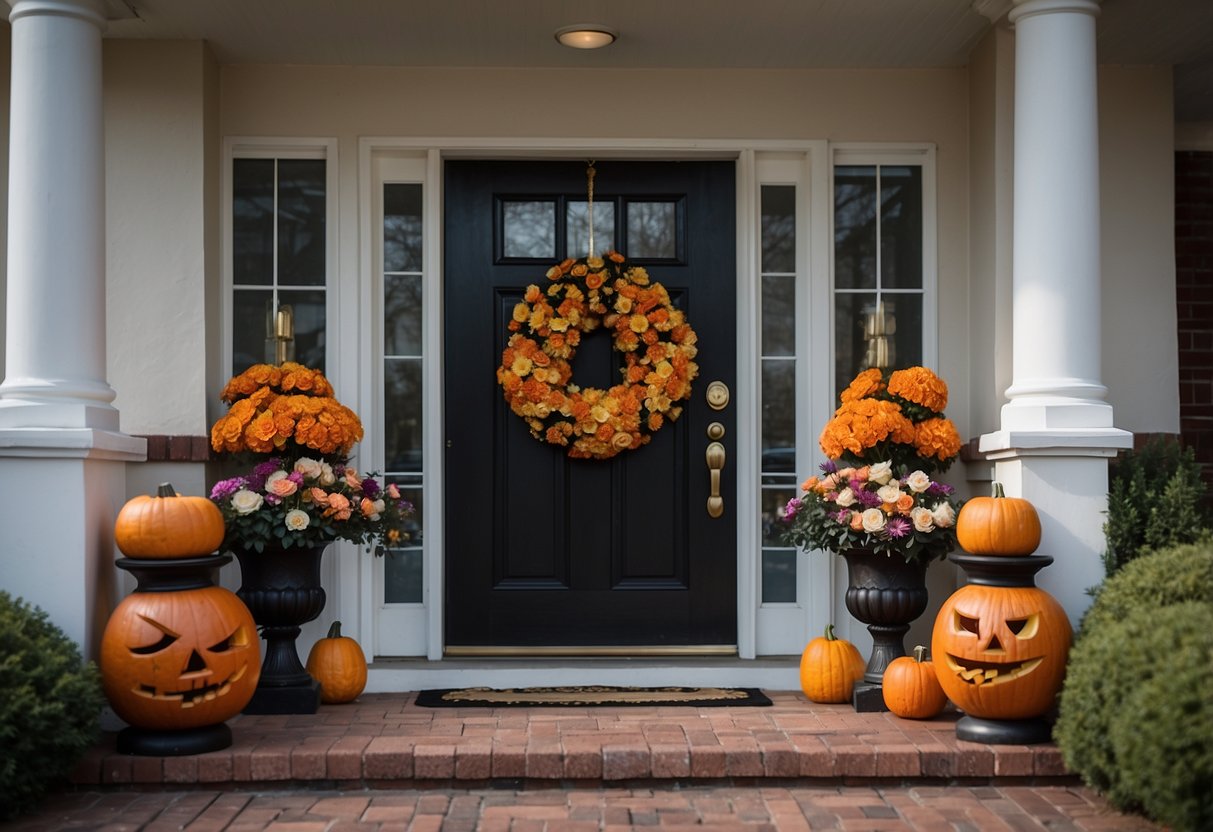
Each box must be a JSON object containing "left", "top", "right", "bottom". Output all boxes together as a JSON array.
[{"left": 366, "top": 655, "right": 801, "bottom": 692}]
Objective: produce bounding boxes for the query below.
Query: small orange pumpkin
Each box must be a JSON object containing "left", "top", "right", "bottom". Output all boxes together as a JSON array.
[
  {"left": 306, "top": 621, "right": 368, "bottom": 704},
  {"left": 956, "top": 482, "right": 1042, "bottom": 556},
  {"left": 800, "top": 623, "right": 865, "bottom": 704},
  {"left": 115, "top": 483, "right": 226, "bottom": 559},
  {"left": 882, "top": 645, "right": 947, "bottom": 719},
  {"left": 931, "top": 583, "right": 1070, "bottom": 720}
]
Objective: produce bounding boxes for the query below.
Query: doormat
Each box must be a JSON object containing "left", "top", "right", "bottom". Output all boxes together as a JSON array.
[{"left": 413, "top": 685, "right": 772, "bottom": 708}]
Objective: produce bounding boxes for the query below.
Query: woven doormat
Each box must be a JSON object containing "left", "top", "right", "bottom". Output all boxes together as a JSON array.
[{"left": 414, "top": 685, "right": 772, "bottom": 708}]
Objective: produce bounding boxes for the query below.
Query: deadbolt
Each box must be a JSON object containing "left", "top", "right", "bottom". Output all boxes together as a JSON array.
[{"left": 705, "top": 381, "right": 730, "bottom": 410}]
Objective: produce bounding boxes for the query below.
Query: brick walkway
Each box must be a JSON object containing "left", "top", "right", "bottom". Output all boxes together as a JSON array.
[{"left": 5, "top": 690, "right": 1158, "bottom": 830}]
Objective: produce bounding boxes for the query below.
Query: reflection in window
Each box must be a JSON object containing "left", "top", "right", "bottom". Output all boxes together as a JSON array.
[
  {"left": 833, "top": 163, "right": 925, "bottom": 396},
  {"left": 567, "top": 201, "right": 615, "bottom": 258},
  {"left": 502, "top": 200, "right": 556, "bottom": 259},
  {"left": 626, "top": 201, "right": 677, "bottom": 259},
  {"left": 760, "top": 185, "right": 798, "bottom": 605},
  {"left": 384, "top": 475, "right": 424, "bottom": 603},
  {"left": 230, "top": 156, "right": 327, "bottom": 375}
]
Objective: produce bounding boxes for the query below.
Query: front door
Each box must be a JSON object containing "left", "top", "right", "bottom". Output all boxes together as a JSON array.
[{"left": 443, "top": 160, "right": 736, "bottom": 652}]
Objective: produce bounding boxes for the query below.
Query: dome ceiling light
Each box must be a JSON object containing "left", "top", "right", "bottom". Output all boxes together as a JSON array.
[{"left": 554, "top": 25, "right": 618, "bottom": 50}]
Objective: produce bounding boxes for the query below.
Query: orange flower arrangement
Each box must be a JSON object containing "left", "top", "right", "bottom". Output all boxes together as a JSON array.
[
  {"left": 210, "top": 362, "right": 364, "bottom": 458},
  {"left": 819, "top": 366, "right": 961, "bottom": 475},
  {"left": 496, "top": 252, "right": 699, "bottom": 460}
]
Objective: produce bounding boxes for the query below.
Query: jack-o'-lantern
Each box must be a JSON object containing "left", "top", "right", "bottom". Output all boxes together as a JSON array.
[
  {"left": 931, "top": 584, "right": 1070, "bottom": 720},
  {"left": 100, "top": 586, "right": 261, "bottom": 730}
]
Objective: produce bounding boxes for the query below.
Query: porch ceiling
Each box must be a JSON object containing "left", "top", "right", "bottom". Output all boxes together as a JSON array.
[{"left": 80, "top": 0, "right": 1213, "bottom": 121}]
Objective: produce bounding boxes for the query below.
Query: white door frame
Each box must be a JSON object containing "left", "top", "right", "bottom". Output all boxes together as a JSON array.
[{"left": 351, "top": 138, "right": 831, "bottom": 680}]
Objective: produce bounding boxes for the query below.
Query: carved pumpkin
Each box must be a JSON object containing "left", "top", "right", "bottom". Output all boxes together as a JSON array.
[
  {"left": 931, "top": 584, "right": 1070, "bottom": 720},
  {"left": 882, "top": 645, "right": 947, "bottom": 719},
  {"left": 305, "top": 621, "right": 367, "bottom": 704},
  {"left": 800, "top": 623, "right": 865, "bottom": 704},
  {"left": 956, "top": 482, "right": 1042, "bottom": 556},
  {"left": 100, "top": 586, "right": 260, "bottom": 729},
  {"left": 115, "top": 483, "right": 226, "bottom": 559}
]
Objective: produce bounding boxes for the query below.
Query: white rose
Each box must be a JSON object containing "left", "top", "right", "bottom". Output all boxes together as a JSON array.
[
  {"left": 835, "top": 487, "right": 857, "bottom": 508},
  {"left": 284, "top": 509, "right": 310, "bottom": 531},
  {"left": 230, "top": 489, "right": 264, "bottom": 515},
  {"left": 911, "top": 506, "right": 936, "bottom": 533},
  {"left": 905, "top": 470, "right": 932, "bottom": 494},
  {"left": 932, "top": 502, "right": 957, "bottom": 528},
  {"left": 294, "top": 457, "right": 323, "bottom": 480},
  {"left": 877, "top": 484, "right": 903, "bottom": 505},
  {"left": 861, "top": 508, "right": 886, "bottom": 533},
  {"left": 319, "top": 462, "right": 336, "bottom": 486},
  {"left": 868, "top": 461, "right": 894, "bottom": 485}
]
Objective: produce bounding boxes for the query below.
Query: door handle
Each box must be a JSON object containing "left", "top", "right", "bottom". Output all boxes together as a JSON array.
[{"left": 705, "top": 441, "right": 726, "bottom": 518}]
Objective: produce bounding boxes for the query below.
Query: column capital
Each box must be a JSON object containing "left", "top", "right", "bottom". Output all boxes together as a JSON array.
[
  {"left": 8, "top": 0, "right": 106, "bottom": 27},
  {"left": 1009, "top": 0, "right": 1100, "bottom": 24}
]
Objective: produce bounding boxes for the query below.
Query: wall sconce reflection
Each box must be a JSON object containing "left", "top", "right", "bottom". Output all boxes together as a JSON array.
[
  {"left": 266, "top": 304, "right": 295, "bottom": 365},
  {"left": 862, "top": 301, "right": 895, "bottom": 369}
]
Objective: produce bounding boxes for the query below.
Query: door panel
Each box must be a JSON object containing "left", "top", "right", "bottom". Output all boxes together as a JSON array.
[{"left": 444, "top": 160, "right": 736, "bottom": 651}]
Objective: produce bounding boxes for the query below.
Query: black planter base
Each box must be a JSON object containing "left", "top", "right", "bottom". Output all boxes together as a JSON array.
[
  {"left": 851, "top": 682, "right": 889, "bottom": 713},
  {"left": 243, "top": 678, "right": 322, "bottom": 715},
  {"left": 116, "top": 723, "right": 232, "bottom": 756},
  {"left": 956, "top": 715, "right": 1053, "bottom": 745}
]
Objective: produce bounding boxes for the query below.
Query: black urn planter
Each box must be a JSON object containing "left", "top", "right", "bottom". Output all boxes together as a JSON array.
[
  {"left": 841, "top": 548, "right": 930, "bottom": 712},
  {"left": 233, "top": 544, "right": 328, "bottom": 714}
]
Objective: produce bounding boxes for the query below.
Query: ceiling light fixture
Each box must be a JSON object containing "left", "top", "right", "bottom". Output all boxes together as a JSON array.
[{"left": 554, "top": 24, "right": 618, "bottom": 50}]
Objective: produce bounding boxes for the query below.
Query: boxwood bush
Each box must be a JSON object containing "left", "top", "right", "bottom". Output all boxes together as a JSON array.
[
  {"left": 0, "top": 592, "right": 104, "bottom": 819},
  {"left": 1055, "top": 542, "right": 1213, "bottom": 831}
]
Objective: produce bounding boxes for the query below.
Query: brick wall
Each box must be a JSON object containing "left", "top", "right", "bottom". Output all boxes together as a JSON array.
[{"left": 1175, "top": 151, "right": 1213, "bottom": 501}]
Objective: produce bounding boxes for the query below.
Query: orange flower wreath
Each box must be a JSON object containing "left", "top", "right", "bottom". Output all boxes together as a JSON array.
[{"left": 496, "top": 252, "right": 699, "bottom": 460}]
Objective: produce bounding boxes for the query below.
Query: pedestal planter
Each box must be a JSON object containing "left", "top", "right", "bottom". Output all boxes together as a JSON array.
[
  {"left": 233, "top": 544, "right": 329, "bottom": 714},
  {"left": 931, "top": 553, "right": 1071, "bottom": 744},
  {"left": 99, "top": 555, "right": 260, "bottom": 755},
  {"left": 841, "top": 548, "right": 930, "bottom": 712}
]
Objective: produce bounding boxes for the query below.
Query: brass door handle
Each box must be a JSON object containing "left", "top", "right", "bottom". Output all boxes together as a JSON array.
[{"left": 706, "top": 441, "right": 726, "bottom": 518}]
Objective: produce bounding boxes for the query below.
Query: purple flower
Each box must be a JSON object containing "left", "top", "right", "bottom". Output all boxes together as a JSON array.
[
  {"left": 848, "top": 478, "right": 865, "bottom": 493},
  {"left": 361, "top": 477, "right": 381, "bottom": 498},
  {"left": 287, "top": 471, "right": 305, "bottom": 486},
  {"left": 856, "top": 488, "right": 883, "bottom": 508},
  {"left": 819, "top": 460, "right": 838, "bottom": 474},
  {"left": 265, "top": 493, "right": 282, "bottom": 506},
  {"left": 833, "top": 509, "right": 852, "bottom": 524},
  {"left": 210, "top": 477, "right": 246, "bottom": 501},
  {"left": 927, "top": 482, "right": 955, "bottom": 496},
  {"left": 885, "top": 517, "right": 911, "bottom": 538},
  {"left": 253, "top": 459, "right": 283, "bottom": 478},
  {"left": 782, "top": 497, "right": 802, "bottom": 520}
]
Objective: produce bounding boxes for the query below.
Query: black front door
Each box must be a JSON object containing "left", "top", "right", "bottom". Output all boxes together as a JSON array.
[{"left": 443, "top": 160, "right": 736, "bottom": 651}]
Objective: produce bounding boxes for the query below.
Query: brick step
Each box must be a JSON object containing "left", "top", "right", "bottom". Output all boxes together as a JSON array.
[{"left": 71, "top": 691, "right": 1071, "bottom": 789}]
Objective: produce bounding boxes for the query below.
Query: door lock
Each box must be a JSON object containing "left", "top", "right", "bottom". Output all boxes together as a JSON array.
[{"left": 705, "top": 441, "right": 726, "bottom": 519}]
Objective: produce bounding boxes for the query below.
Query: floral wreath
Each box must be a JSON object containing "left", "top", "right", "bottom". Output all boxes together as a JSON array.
[{"left": 496, "top": 252, "right": 699, "bottom": 460}]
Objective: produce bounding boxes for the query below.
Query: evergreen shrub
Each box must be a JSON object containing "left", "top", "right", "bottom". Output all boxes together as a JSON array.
[{"left": 0, "top": 591, "right": 104, "bottom": 819}]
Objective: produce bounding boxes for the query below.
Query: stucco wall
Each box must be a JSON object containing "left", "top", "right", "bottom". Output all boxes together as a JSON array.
[
  {"left": 1099, "top": 65, "right": 1179, "bottom": 434},
  {"left": 103, "top": 40, "right": 217, "bottom": 436}
]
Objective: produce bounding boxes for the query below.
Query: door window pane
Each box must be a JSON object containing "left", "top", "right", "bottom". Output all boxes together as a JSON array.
[
  {"left": 761, "top": 185, "right": 796, "bottom": 273},
  {"left": 384, "top": 549, "right": 423, "bottom": 604},
  {"left": 502, "top": 200, "right": 556, "bottom": 259},
  {"left": 232, "top": 289, "right": 274, "bottom": 373},
  {"left": 761, "top": 550, "right": 797, "bottom": 604},
  {"left": 880, "top": 167, "right": 923, "bottom": 289},
  {"left": 384, "top": 184, "right": 423, "bottom": 273},
  {"left": 761, "top": 360, "right": 796, "bottom": 472},
  {"left": 626, "top": 201, "right": 677, "bottom": 259},
  {"left": 385, "top": 360, "right": 422, "bottom": 472},
  {"left": 385, "top": 274, "right": 423, "bottom": 357},
  {"left": 566, "top": 200, "right": 615, "bottom": 258},
  {"left": 761, "top": 275, "right": 795, "bottom": 357}
]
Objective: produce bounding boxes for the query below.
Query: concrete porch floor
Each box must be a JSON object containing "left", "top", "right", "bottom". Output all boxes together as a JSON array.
[{"left": 16, "top": 689, "right": 1159, "bottom": 830}]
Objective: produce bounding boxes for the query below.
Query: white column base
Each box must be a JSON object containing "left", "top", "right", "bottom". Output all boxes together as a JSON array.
[
  {"left": 0, "top": 430, "right": 145, "bottom": 658},
  {"left": 977, "top": 427, "right": 1131, "bottom": 629}
]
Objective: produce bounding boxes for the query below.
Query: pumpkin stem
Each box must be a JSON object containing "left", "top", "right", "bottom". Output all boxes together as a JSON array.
[
  {"left": 913, "top": 645, "right": 929, "bottom": 663},
  {"left": 156, "top": 482, "right": 178, "bottom": 498},
  {"left": 991, "top": 481, "right": 1006, "bottom": 499},
  {"left": 327, "top": 621, "right": 343, "bottom": 639},
  {"left": 824, "top": 623, "right": 837, "bottom": 641}
]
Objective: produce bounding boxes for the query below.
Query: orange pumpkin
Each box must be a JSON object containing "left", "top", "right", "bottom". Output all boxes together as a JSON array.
[
  {"left": 882, "top": 645, "right": 947, "bottom": 719},
  {"left": 100, "top": 586, "right": 260, "bottom": 729},
  {"left": 306, "top": 621, "right": 367, "bottom": 704},
  {"left": 931, "top": 584, "right": 1070, "bottom": 720},
  {"left": 800, "top": 623, "right": 865, "bottom": 704},
  {"left": 956, "top": 482, "right": 1042, "bottom": 556},
  {"left": 115, "top": 483, "right": 226, "bottom": 559}
]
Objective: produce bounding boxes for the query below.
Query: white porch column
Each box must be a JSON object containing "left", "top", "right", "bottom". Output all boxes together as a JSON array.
[
  {"left": 0, "top": 0, "right": 144, "bottom": 657},
  {"left": 980, "top": 0, "right": 1131, "bottom": 627}
]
